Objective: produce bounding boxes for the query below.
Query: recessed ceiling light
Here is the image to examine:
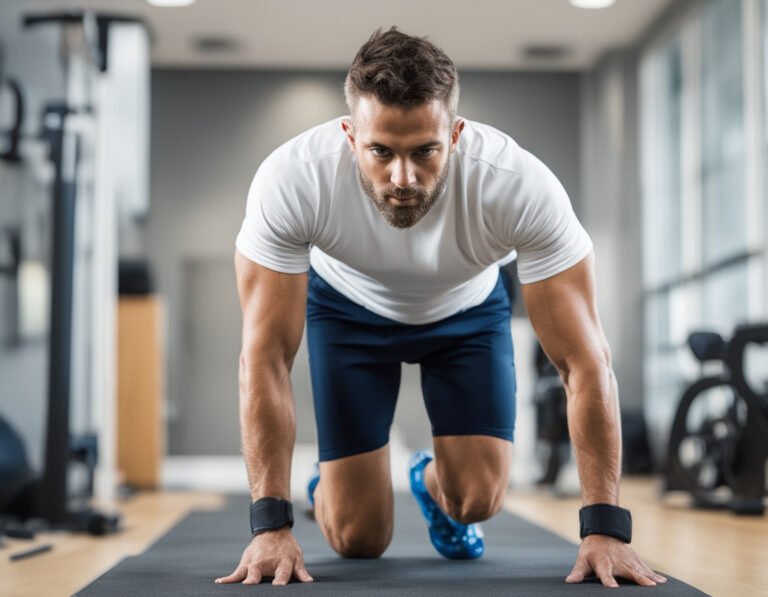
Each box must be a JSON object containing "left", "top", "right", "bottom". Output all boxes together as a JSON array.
[
  {"left": 194, "top": 36, "right": 241, "bottom": 53},
  {"left": 570, "top": 0, "right": 616, "bottom": 8},
  {"left": 147, "top": 0, "right": 196, "bottom": 7},
  {"left": 523, "top": 44, "right": 570, "bottom": 60}
]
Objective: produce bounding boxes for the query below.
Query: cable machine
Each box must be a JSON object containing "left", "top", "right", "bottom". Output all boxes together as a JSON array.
[{"left": 0, "top": 11, "right": 149, "bottom": 535}]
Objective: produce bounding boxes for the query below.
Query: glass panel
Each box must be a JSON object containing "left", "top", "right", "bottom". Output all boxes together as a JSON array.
[
  {"left": 702, "top": 261, "right": 750, "bottom": 331},
  {"left": 642, "top": 40, "right": 684, "bottom": 287},
  {"left": 645, "top": 292, "right": 671, "bottom": 351},
  {"left": 701, "top": 0, "right": 746, "bottom": 265},
  {"left": 762, "top": 0, "right": 768, "bottom": 327},
  {"left": 669, "top": 285, "right": 692, "bottom": 348},
  {"left": 644, "top": 347, "right": 689, "bottom": 455},
  {"left": 765, "top": 0, "right": 768, "bottom": 146}
]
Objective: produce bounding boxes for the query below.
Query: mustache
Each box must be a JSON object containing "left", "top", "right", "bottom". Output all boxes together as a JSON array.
[{"left": 385, "top": 186, "right": 426, "bottom": 199}]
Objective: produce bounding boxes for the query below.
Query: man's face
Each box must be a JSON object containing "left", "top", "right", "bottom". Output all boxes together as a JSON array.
[{"left": 342, "top": 96, "right": 464, "bottom": 229}]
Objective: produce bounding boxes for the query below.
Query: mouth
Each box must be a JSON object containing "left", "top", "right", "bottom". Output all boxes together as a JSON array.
[{"left": 387, "top": 196, "right": 418, "bottom": 207}]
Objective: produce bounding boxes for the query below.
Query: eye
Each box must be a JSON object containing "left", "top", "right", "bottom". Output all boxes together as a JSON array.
[
  {"left": 371, "top": 147, "right": 391, "bottom": 157},
  {"left": 415, "top": 147, "right": 437, "bottom": 158}
]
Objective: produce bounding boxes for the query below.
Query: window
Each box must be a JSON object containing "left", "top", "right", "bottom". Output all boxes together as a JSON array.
[
  {"left": 701, "top": 0, "right": 747, "bottom": 266},
  {"left": 641, "top": 39, "right": 683, "bottom": 288},
  {"left": 640, "top": 0, "right": 761, "bottom": 456}
]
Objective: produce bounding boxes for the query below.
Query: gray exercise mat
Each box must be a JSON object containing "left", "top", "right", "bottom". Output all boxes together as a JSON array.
[{"left": 74, "top": 494, "right": 709, "bottom": 596}]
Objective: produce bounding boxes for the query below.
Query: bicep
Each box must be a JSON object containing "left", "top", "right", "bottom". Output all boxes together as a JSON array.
[
  {"left": 234, "top": 249, "right": 307, "bottom": 368},
  {"left": 520, "top": 251, "right": 610, "bottom": 379}
]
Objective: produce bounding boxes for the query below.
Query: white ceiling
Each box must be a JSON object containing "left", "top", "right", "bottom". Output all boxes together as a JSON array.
[{"left": 13, "top": 0, "right": 674, "bottom": 71}]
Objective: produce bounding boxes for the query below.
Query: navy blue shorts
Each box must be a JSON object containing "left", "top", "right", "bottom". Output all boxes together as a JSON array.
[{"left": 306, "top": 268, "right": 516, "bottom": 462}]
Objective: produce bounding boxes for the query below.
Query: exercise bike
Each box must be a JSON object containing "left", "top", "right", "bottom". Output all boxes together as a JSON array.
[{"left": 663, "top": 323, "right": 768, "bottom": 515}]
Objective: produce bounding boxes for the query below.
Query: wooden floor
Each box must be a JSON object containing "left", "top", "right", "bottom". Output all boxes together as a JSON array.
[
  {"left": 2, "top": 492, "right": 226, "bottom": 597},
  {"left": 2, "top": 478, "right": 766, "bottom": 597},
  {"left": 504, "top": 477, "right": 768, "bottom": 597}
]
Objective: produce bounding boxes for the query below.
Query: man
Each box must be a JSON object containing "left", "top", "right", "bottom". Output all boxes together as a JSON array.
[{"left": 217, "top": 28, "right": 667, "bottom": 589}]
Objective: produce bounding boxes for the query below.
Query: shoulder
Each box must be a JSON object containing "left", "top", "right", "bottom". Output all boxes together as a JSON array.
[
  {"left": 265, "top": 117, "right": 349, "bottom": 171},
  {"left": 455, "top": 119, "right": 528, "bottom": 174},
  {"left": 250, "top": 117, "right": 351, "bottom": 201},
  {"left": 456, "top": 120, "right": 563, "bottom": 200}
]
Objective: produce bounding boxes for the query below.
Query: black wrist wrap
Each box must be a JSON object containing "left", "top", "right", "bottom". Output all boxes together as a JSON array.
[
  {"left": 579, "top": 504, "right": 632, "bottom": 543},
  {"left": 250, "top": 497, "right": 294, "bottom": 536}
]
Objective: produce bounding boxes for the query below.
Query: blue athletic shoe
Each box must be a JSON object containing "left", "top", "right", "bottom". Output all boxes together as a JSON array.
[
  {"left": 307, "top": 462, "right": 320, "bottom": 509},
  {"left": 408, "top": 450, "right": 485, "bottom": 560}
]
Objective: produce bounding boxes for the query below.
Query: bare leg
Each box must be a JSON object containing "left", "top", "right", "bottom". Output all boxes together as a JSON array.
[
  {"left": 423, "top": 435, "right": 512, "bottom": 524},
  {"left": 313, "top": 444, "right": 394, "bottom": 558}
]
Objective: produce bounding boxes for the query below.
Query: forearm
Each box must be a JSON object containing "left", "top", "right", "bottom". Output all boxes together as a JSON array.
[
  {"left": 563, "top": 363, "right": 621, "bottom": 506},
  {"left": 239, "top": 351, "right": 296, "bottom": 502}
]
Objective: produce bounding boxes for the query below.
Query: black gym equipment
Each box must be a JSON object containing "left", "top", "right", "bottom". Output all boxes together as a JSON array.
[
  {"left": 663, "top": 323, "right": 768, "bottom": 515},
  {"left": 0, "top": 416, "right": 35, "bottom": 516},
  {"left": 0, "top": 77, "right": 24, "bottom": 164},
  {"left": 0, "top": 96, "right": 119, "bottom": 534},
  {"left": 0, "top": 10, "right": 148, "bottom": 537}
]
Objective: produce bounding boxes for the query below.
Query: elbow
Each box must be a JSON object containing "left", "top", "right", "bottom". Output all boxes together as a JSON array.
[
  {"left": 240, "top": 336, "right": 296, "bottom": 372},
  {"left": 557, "top": 344, "right": 613, "bottom": 394},
  {"left": 238, "top": 345, "right": 293, "bottom": 396}
]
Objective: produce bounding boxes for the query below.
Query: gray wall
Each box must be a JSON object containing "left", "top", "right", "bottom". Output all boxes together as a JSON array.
[
  {"left": 148, "top": 71, "right": 348, "bottom": 455},
  {"left": 149, "top": 69, "right": 582, "bottom": 456}
]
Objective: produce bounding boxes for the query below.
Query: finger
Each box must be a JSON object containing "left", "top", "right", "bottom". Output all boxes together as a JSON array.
[
  {"left": 642, "top": 567, "right": 667, "bottom": 583},
  {"left": 621, "top": 567, "right": 656, "bottom": 587},
  {"left": 565, "top": 558, "right": 592, "bottom": 584},
  {"left": 273, "top": 561, "right": 293, "bottom": 586},
  {"left": 633, "top": 566, "right": 666, "bottom": 586},
  {"left": 242, "top": 566, "right": 264, "bottom": 585},
  {"left": 597, "top": 569, "right": 619, "bottom": 589},
  {"left": 631, "top": 561, "right": 667, "bottom": 585},
  {"left": 294, "top": 560, "right": 314, "bottom": 583},
  {"left": 215, "top": 564, "right": 247, "bottom": 584}
]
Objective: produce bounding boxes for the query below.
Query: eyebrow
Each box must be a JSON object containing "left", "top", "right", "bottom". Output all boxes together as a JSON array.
[{"left": 365, "top": 141, "right": 444, "bottom": 151}]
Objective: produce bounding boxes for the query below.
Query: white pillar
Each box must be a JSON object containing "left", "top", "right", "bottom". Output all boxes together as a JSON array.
[{"left": 91, "top": 22, "right": 150, "bottom": 503}]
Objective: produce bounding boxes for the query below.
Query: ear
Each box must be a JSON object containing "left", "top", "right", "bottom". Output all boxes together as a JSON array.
[
  {"left": 450, "top": 119, "right": 465, "bottom": 153},
  {"left": 341, "top": 118, "right": 356, "bottom": 151}
]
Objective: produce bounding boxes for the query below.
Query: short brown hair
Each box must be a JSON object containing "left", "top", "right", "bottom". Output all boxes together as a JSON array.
[{"left": 345, "top": 27, "right": 460, "bottom": 121}]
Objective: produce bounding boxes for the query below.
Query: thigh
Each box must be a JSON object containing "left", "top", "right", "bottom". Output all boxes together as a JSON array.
[
  {"left": 419, "top": 319, "right": 517, "bottom": 442},
  {"left": 306, "top": 269, "right": 402, "bottom": 462},
  {"left": 418, "top": 273, "right": 517, "bottom": 441}
]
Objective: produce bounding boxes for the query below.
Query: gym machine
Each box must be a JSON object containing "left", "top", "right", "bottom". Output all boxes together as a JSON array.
[
  {"left": 663, "top": 323, "right": 768, "bottom": 515},
  {"left": 0, "top": 10, "right": 149, "bottom": 536}
]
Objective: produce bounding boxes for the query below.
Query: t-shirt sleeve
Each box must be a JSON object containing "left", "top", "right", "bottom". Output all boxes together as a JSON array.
[
  {"left": 504, "top": 149, "right": 593, "bottom": 284},
  {"left": 235, "top": 154, "right": 315, "bottom": 274}
]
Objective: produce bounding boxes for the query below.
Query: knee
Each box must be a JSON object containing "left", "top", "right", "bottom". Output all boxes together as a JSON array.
[
  {"left": 328, "top": 524, "right": 391, "bottom": 559},
  {"left": 442, "top": 490, "right": 505, "bottom": 524},
  {"left": 322, "top": 509, "right": 392, "bottom": 558}
]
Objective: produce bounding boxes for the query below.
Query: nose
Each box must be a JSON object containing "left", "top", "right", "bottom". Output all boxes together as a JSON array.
[{"left": 390, "top": 158, "right": 417, "bottom": 189}]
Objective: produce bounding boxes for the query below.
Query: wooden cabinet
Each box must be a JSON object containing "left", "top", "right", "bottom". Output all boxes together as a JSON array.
[{"left": 117, "top": 296, "right": 165, "bottom": 488}]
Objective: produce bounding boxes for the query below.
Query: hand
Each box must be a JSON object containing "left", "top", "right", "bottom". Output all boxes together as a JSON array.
[
  {"left": 215, "top": 527, "right": 314, "bottom": 586},
  {"left": 566, "top": 534, "right": 667, "bottom": 588}
]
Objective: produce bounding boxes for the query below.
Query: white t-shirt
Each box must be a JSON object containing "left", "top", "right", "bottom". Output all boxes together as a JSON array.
[{"left": 235, "top": 117, "right": 592, "bottom": 324}]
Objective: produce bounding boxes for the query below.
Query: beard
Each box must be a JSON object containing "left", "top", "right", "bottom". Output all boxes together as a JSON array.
[{"left": 357, "top": 160, "right": 449, "bottom": 229}]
